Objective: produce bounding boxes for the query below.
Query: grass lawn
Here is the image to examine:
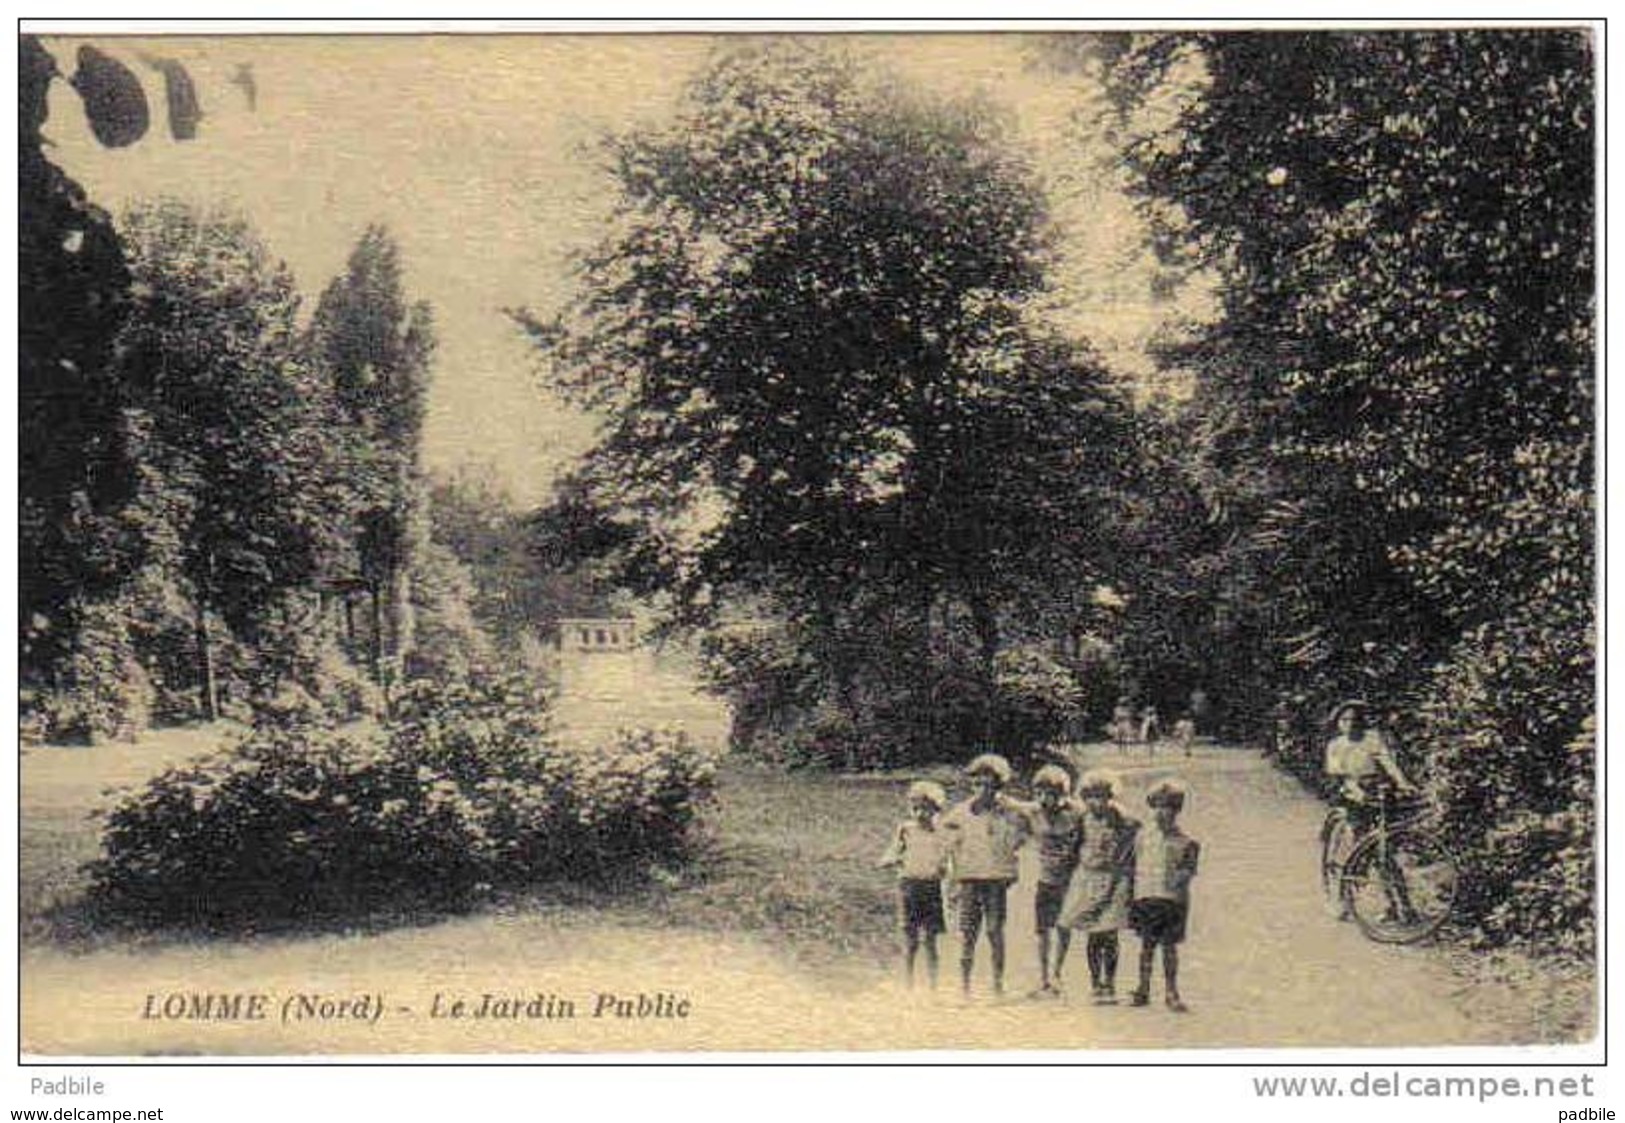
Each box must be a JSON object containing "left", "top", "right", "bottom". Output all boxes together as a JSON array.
[
  {"left": 360, "top": 763, "right": 924, "bottom": 991},
  {"left": 19, "top": 732, "right": 917, "bottom": 990},
  {"left": 20, "top": 725, "right": 239, "bottom": 945},
  {"left": 629, "top": 765, "right": 920, "bottom": 983},
  {"left": 20, "top": 733, "right": 1595, "bottom": 1045}
]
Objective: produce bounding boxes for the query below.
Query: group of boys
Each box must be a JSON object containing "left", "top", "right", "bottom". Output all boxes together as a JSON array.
[{"left": 877, "top": 753, "right": 1199, "bottom": 1011}]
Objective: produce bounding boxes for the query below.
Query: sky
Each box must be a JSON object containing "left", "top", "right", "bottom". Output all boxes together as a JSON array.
[{"left": 40, "top": 32, "right": 1202, "bottom": 506}]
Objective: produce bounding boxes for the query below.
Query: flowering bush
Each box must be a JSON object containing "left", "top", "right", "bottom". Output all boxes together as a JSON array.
[
  {"left": 1415, "top": 619, "right": 1595, "bottom": 956},
  {"left": 554, "top": 728, "right": 720, "bottom": 873},
  {"left": 87, "top": 673, "right": 718, "bottom": 925}
]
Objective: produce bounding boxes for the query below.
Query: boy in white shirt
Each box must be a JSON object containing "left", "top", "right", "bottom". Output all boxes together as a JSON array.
[
  {"left": 940, "top": 754, "right": 1029, "bottom": 997},
  {"left": 877, "top": 780, "right": 951, "bottom": 989},
  {"left": 1023, "top": 764, "right": 1084, "bottom": 998},
  {"left": 1129, "top": 777, "right": 1200, "bottom": 1012}
]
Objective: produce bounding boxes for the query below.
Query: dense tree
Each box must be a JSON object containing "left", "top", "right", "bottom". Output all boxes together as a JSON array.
[
  {"left": 522, "top": 43, "right": 1138, "bottom": 757},
  {"left": 1117, "top": 29, "right": 1592, "bottom": 697},
  {"left": 116, "top": 201, "right": 342, "bottom": 717},
  {"left": 19, "top": 37, "right": 141, "bottom": 686},
  {"left": 1113, "top": 30, "right": 1594, "bottom": 948}
]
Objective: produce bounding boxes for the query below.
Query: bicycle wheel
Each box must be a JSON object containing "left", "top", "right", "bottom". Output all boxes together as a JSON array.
[
  {"left": 1341, "top": 827, "right": 1459, "bottom": 944},
  {"left": 1320, "top": 810, "right": 1356, "bottom": 907}
]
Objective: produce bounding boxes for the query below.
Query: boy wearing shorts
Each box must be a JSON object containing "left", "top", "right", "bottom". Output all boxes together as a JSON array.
[
  {"left": 877, "top": 779, "right": 951, "bottom": 989},
  {"left": 941, "top": 753, "right": 1029, "bottom": 997},
  {"left": 1129, "top": 777, "right": 1200, "bottom": 1012},
  {"left": 1025, "top": 764, "right": 1084, "bottom": 998}
]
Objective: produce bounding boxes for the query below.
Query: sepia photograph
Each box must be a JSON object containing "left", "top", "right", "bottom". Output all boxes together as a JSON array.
[{"left": 16, "top": 18, "right": 1598, "bottom": 1074}]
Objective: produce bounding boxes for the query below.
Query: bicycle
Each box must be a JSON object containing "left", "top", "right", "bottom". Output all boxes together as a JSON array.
[{"left": 1319, "top": 784, "right": 1460, "bottom": 944}]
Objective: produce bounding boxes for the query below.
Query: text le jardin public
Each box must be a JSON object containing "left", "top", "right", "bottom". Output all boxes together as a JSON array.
[{"left": 141, "top": 990, "right": 692, "bottom": 1025}]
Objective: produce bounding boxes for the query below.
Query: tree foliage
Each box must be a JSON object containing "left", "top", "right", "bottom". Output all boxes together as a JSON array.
[
  {"left": 524, "top": 43, "right": 1138, "bottom": 760},
  {"left": 1115, "top": 29, "right": 1594, "bottom": 950},
  {"left": 427, "top": 468, "right": 607, "bottom": 645},
  {"left": 20, "top": 37, "right": 142, "bottom": 680},
  {"left": 119, "top": 202, "right": 339, "bottom": 632},
  {"left": 19, "top": 43, "right": 482, "bottom": 741},
  {"left": 308, "top": 226, "right": 436, "bottom": 678}
]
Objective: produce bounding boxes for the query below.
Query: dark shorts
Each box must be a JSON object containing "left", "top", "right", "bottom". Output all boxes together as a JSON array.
[
  {"left": 1035, "top": 880, "right": 1069, "bottom": 931},
  {"left": 1129, "top": 897, "right": 1188, "bottom": 944},
  {"left": 955, "top": 879, "right": 1011, "bottom": 936},
  {"left": 899, "top": 879, "right": 945, "bottom": 937}
]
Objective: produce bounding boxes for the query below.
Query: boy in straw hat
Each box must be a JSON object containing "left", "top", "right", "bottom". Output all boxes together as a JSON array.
[
  {"left": 1024, "top": 763, "right": 1085, "bottom": 998},
  {"left": 940, "top": 753, "right": 1030, "bottom": 997},
  {"left": 877, "top": 779, "right": 951, "bottom": 989},
  {"left": 1129, "top": 777, "right": 1200, "bottom": 1012}
]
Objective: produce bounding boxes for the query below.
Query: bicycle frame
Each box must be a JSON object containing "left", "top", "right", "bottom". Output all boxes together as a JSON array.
[{"left": 1329, "top": 791, "right": 1458, "bottom": 944}]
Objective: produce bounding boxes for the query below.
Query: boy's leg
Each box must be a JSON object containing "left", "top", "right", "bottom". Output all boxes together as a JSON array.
[
  {"left": 987, "top": 884, "right": 1008, "bottom": 996},
  {"left": 1101, "top": 930, "right": 1120, "bottom": 993},
  {"left": 923, "top": 932, "right": 940, "bottom": 990},
  {"left": 958, "top": 887, "right": 983, "bottom": 994},
  {"left": 1163, "top": 943, "right": 1186, "bottom": 1011},
  {"left": 1085, "top": 933, "right": 1103, "bottom": 991},
  {"left": 1053, "top": 927, "right": 1072, "bottom": 987},
  {"left": 904, "top": 927, "right": 920, "bottom": 988},
  {"left": 1133, "top": 937, "right": 1156, "bottom": 1005},
  {"left": 1034, "top": 882, "right": 1060, "bottom": 993}
]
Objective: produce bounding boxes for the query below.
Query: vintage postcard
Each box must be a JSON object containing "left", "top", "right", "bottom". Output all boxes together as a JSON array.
[{"left": 17, "top": 23, "right": 1598, "bottom": 1067}]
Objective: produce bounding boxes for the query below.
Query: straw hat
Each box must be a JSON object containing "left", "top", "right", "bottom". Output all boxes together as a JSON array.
[
  {"left": 906, "top": 779, "right": 947, "bottom": 811},
  {"left": 964, "top": 753, "right": 1014, "bottom": 785},
  {"left": 1032, "top": 764, "right": 1073, "bottom": 795},
  {"left": 1145, "top": 777, "right": 1189, "bottom": 809},
  {"left": 1077, "top": 768, "right": 1121, "bottom": 798}
]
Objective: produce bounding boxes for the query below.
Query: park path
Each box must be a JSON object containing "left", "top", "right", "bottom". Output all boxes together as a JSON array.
[
  {"left": 979, "top": 741, "right": 1507, "bottom": 1048},
  {"left": 21, "top": 731, "right": 1542, "bottom": 1054}
]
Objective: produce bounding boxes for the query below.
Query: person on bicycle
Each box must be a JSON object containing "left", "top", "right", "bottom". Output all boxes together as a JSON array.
[
  {"left": 1323, "top": 698, "right": 1419, "bottom": 923},
  {"left": 1324, "top": 698, "right": 1417, "bottom": 818}
]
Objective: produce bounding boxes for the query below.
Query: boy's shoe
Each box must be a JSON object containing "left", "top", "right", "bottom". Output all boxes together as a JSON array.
[
  {"left": 1096, "top": 987, "right": 1119, "bottom": 1006},
  {"left": 1129, "top": 991, "right": 1150, "bottom": 1007},
  {"left": 1166, "top": 995, "right": 1190, "bottom": 1013}
]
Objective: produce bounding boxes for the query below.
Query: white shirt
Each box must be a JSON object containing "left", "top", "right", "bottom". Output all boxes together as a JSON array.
[{"left": 1325, "top": 729, "right": 1398, "bottom": 781}]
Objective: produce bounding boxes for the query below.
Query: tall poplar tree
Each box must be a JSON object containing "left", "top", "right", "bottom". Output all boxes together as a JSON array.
[{"left": 308, "top": 226, "right": 435, "bottom": 686}]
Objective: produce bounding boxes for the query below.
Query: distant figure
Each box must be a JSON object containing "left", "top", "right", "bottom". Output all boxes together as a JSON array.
[
  {"left": 1269, "top": 698, "right": 1295, "bottom": 759},
  {"left": 230, "top": 62, "right": 257, "bottom": 111},
  {"left": 877, "top": 780, "right": 950, "bottom": 990},
  {"left": 1112, "top": 697, "right": 1136, "bottom": 754},
  {"left": 1172, "top": 713, "right": 1197, "bottom": 757},
  {"left": 1188, "top": 687, "right": 1211, "bottom": 735},
  {"left": 1140, "top": 705, "right": 1161, "bottom": 752}
]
